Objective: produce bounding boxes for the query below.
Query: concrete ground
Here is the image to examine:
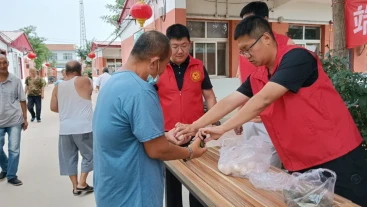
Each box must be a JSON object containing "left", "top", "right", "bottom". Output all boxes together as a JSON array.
[{"left": 0, "top": 78, "right": 241, "bottom": 207}]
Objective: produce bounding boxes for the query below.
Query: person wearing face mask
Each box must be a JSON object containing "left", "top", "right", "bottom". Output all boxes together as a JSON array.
[
  {"left": 154, "top": 24, "right": 217, "bottom": 207},
  {"left": 92, "top": 31, "right": 207, "bottom": 207}
]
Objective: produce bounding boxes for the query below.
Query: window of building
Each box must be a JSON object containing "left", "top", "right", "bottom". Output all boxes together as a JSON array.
[
  {"left": 288, "top": 25, "right": 321, "bottom": 53},
  {"left": 51, "top": 53, "right": 58, "bottom": 61},
  {"left": 63, "top": 53, "right": 73, "bottom": 60},
  {"left": 105, "top": 59, "right": 122, "bottom": 74},
  {"left": 187, "top": 21, "right": 228, "bottom": 77}
]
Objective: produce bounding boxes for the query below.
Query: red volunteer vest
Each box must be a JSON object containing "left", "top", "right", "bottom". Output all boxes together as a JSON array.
[
  {"left": 250, "top": 46, "right": 363, "bottom": 171},
  {"left": 157, "top": 57, "right": 205, "bottom": 131},
  {"left": 239, "top": 32, "right": 290, "bottom": 83}
]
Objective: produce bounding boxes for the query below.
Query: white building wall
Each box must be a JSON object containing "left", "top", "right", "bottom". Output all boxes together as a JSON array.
[
  {"left": 186, "top": 0, "right": 331, "bottom": 24},
  {"left": 50, "top": 50, "right": 77, "bottom": 68},
  {"left": 120, "top": 0, "right": 186, "bottom": 42},
  {"left": 0, "top": 40, "right": 7, "bottom": 52},
  {"left": 7, "top": 48, "right": 25, "bottom": 84}
]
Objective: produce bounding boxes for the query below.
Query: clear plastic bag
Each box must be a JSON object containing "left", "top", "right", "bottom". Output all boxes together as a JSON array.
[
  {"left": 283, "top": 169, "right": 337, "bottom": 207},
  {"left": 249, "top": 168, "right": 337, "bottom": 207},
  {"left": 249, "top": 171, "right": 294, "bottom": 191},
  {"left": 217, "top": 136, "right": 272, "bottom": 177}
]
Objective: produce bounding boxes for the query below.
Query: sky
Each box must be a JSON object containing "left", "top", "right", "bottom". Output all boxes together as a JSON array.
[{"left": 1, "top": 0, "right": 118, "bottom": 45}]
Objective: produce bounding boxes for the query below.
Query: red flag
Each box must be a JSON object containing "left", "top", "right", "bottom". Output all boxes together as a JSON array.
[{"left": 345, "top": 0, "right": 367, "bottom": 48}]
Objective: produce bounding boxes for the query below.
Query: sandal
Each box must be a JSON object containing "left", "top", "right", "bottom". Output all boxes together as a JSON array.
[
  {"left": 73, "top": 189, "right": 81, "bottom": 196},
  {"left": 76, "top": 185, "right": 94, "bottom": 192}
]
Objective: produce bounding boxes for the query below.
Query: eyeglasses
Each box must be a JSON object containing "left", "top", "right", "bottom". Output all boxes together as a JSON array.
[
  {"left": 239, "top": 35, "right": 263, "bottom": 58},
  {"left": 171, "top": 44, "right": 189, "bottom": 51}
]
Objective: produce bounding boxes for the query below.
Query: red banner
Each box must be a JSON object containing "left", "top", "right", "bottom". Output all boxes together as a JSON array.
[{"left": 345, "top": 0, "right": 367, "bottom": 48}]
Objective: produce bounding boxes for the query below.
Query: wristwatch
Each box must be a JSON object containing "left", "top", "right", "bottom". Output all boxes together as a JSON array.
[{"left": 183, "top": 146, "right": 193, "bottom": 162}]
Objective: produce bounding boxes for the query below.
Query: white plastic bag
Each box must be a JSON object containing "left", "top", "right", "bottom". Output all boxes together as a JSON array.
[
  {"left": 249, "top": 168, "right": 337, "bottom": 207},
  {"left": 249, "top": 171, "right": 294, "bottom": 191},
  {"left": 217, "top": 136, "right": 272, "bottom": 177},
  {"left": 283, "top": 169, "right": 337, "bottom": 207}
]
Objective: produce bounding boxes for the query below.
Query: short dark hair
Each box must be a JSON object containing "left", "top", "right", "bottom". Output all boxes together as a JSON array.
[
  {"left": 234, "top": 16, "right": 274, "bottom": 40},
  {"left": 102, "top": 67, "right": 109, "bottom": 73},
  {"left": 65, "top": 61, "right": 82, "bottom": 76},
  {"left": 166, "top": 24, "right": 191, "bottom": 42},
  {"left": 240, "top": 1, "right": 269, "bottom": 18},
  {"left": 131, "top": 30, "right": 171, "bottom": 61}
]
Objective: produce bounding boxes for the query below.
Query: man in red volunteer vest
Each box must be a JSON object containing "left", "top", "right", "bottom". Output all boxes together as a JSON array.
[
  {"left": 175, "top": 16, "right": 367, "bottom": 206},
  {"left": 234, "top": 1, "right": 295, "bottom": 169},
  {"left": 156, "top": 24, "right": 217, "bottom": 207}
]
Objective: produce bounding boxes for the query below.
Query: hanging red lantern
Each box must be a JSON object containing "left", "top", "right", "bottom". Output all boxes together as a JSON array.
[
  {"left": 88, "top": 52, "right": 96, "bottom": 59},
  {"left": 45, "top": 63, "right": 50, "bottom": 67},
  {"left": 28, "top": 52, "right": 37, "bottom": 59},
  {"left": 130, "top": 0, "right": 153, "bottom": 28}
]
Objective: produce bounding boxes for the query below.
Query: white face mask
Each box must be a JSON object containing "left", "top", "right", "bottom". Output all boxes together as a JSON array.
[{"left": 147, "top": 60, "right": 160, "bottom": 85}]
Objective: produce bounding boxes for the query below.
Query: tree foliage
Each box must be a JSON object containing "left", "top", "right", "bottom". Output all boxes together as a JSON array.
[
  {"left": 100, "top": 0, "right": 126, "bottom": 35},
  {"left": 320, "top": 51, "right": 367, "bottom": 157},
  {"left": 20, "top": 26, "right": 51, "bottom": 70},
  {"left": 76, "top": 39, "right": 93, "bottom": 66}
]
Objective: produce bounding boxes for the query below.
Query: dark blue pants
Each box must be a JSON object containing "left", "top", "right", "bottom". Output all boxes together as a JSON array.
[{"left": 27, "top": 96, "right": 42, "bottom": 120}]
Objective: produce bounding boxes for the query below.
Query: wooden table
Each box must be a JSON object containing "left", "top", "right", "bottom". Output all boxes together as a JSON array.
[{"left": 165, "top": 147, "right": 360, "bottom": 207}]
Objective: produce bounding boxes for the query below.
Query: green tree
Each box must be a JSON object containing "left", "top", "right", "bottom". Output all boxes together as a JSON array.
[
  {"left": 100, "top": 0, "right": 126, "bottom": 35},
  {"left": 20, "top": 26, "right": 51, "bottom": 70},
  {"left": 76, "top": 39, "right": 93, "bottom": 66}
]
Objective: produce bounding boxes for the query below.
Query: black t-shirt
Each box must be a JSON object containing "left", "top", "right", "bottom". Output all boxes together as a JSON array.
[
  {"left": 155, "top": 57, "right": 213, "bottom": 91},
  {"left": 237, "top": 48, "right": 318, "bottom": 97}
]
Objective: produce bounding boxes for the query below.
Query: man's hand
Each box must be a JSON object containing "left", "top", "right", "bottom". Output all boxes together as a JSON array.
[
  {"left": 166, "top": 128, "right": 191, "bottom": 145},
  {"left": 188, "top": 138, "right": 207, "bottom": 159},
  {"left": 22, "top": 120, "right": 28, "bottom": 131},
  {"left": 196, "top": 126, "right": 225, "bottom": 143},
  {"left": 234, "top": 125, "right": 243, "bottom": 135},
  {"left": 174, "top": 122, "right": 198, "bottom": 139},
  {"left": 41, "top": 94, "right": 44, "bottom": 99}
]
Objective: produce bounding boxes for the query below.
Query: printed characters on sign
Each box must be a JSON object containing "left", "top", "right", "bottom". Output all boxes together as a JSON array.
[{"left": 353, "top": 5, "right": 367, "bottom": 35}]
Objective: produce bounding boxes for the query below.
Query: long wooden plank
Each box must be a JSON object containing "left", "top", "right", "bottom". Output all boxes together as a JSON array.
[
  {"left": 166, "top": 147, "right": 360, "bottom": 207},
  {"left": 189, "top": 151, "right": 286, "bottom": 207},
  {"left": 206, "top": 147, "right": 360, "bottom": 206},
  {"left": 165, "top": 160, "right": 234, "bottom": 207}
]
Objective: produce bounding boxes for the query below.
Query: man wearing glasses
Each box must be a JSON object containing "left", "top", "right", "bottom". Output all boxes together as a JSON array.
[
  {"left": 234, "top": 1, "right": 295, "bottom": 169},
  {"left": 155, "top": 24, "right": 217, "bottom": 207},
  {"left": 175, "top": 16, "right": 367, "bottom": 206}
]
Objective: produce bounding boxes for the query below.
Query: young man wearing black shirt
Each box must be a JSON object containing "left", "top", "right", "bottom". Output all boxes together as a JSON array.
[{"left": 175, "top": 16, "right": 367, "bottom": 206}]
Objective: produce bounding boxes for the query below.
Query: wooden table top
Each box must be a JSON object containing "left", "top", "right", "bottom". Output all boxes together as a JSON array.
[{"left": 165, "top": 147, "right": 360, "bottom": 207}]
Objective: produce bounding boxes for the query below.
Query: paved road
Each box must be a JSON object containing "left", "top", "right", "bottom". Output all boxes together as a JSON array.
[{"left": 0, "top": 82, "right": 241, "bottom": 207}]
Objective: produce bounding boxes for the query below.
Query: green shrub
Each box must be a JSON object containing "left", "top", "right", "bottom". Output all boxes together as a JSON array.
[
  {"left": 320, "top": 51, "right": 367, "bottom": 155},
  {"left": 83, "top": 68, "right": 93, "bottom": 79}
]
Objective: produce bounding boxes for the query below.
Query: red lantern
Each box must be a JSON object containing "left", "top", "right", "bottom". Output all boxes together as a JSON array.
[
  {"left": 28, "top": 52, "right": 37, "bottom": 59},
  {"left": 130, "top": 0, "right": 153, "bottom": 27},
  {"left": 52, "top": 68, "right": 56, "bottom": 71},
  {"left": 88, "top": 52, "right": 96, "bottom": 59},
  {"left": 45, "top": 63, "right": 50, "bottom": 67}
]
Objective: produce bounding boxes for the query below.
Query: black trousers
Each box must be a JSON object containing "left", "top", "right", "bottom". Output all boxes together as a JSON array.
[
  {"left": 165, "top": 168, "right": 204, "bottom": 207},
  {"left": 293, "top": 144, "right": 367, "bottom": 206},
  {"left": 27, "top": 96, "right": 42, "bottom": 120}
]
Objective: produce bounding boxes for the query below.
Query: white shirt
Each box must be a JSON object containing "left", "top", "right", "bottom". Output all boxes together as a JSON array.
[
  {"left": 96, "top": 72, "right": 111, "bottom": 89},
  {"left": 58, "top": 77, "right": 93, "bottom": 135}
]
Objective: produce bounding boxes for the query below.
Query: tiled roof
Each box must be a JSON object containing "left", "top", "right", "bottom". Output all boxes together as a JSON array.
[
  {"left": 46, "top": 44, "right": 76, "bottom": 51},
  {"left": 0, "top": 31, "right": 23, "bottom": 43}
]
